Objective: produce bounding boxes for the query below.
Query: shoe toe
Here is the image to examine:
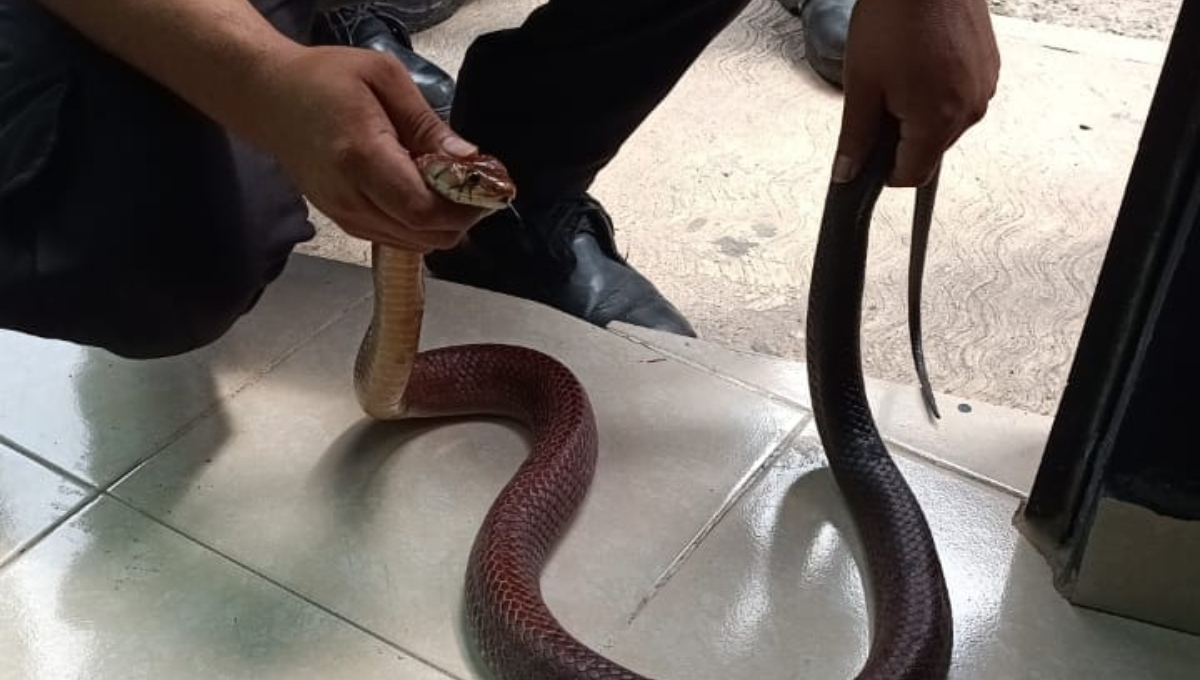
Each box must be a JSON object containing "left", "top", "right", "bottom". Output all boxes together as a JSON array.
[
  {"left": 803, "top": 3, "right": 852, "bottom": 57},
  {"left": 426, "top": 201, "right": 698, "bottom": 338},
  {"left": 799, "top": 0, "right": 853, "bottom": 86},
  {"left": 312, "top": 4, "right": 457, "bottom": 114},
  {"left": 556, "top": 234, "right": 698, "bottom": 337},
  {"left": 616, "top": 295, "right": 698, "bottom": 337}
]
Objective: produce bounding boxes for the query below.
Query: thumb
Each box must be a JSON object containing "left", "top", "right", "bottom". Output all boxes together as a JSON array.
[
  {"left": 367, "top": 60, "right": 477, "bottom": 157},
  {"left": 832, "top": 80, "right": 884, "bottom": 184}
]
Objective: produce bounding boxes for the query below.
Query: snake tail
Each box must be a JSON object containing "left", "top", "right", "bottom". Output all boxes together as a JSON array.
[
  {"left": 909, "top": 169, "right": 942, "bottom": 420},
  {"left": 805, "top": 116, "right": 955, "bottom": 680}
]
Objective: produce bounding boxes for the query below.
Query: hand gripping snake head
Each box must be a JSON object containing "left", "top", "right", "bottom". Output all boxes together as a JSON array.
[{"left": 415, "top": 152, "right": 518, "bottom": 210}]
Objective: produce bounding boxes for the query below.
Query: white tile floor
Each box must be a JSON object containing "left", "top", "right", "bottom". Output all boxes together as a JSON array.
[{"left": 2, "top": 254, "right": 1198, "bottom": 680}]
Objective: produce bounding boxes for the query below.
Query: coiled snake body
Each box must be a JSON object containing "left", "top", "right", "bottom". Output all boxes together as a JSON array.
[{"left": 355, "top": 118, "right": 952, "bottom": 679}]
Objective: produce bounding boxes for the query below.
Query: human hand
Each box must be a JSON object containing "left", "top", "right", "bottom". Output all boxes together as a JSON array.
[
  {"left": 243, "top": 45, "right": 492, "bottom": 252},
  {"left": 832, "top": 0, "right": 1000, "bottom": 187}
]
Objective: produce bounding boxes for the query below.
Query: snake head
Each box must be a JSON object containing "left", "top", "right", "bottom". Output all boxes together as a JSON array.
[{"left": 415, "top": 152, "right": 518, "bottom": 210}]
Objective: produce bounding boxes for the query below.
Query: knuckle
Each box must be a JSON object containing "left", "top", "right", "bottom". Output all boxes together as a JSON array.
[
  {"left": 934, "top": 97, "right": 966, "bottom": 125},
  {"left": 969, "top": 99, "right": 989, "bottom": 124},
  {"left": 409, "top": 112, "right": 443, "bottom": 145},
  {"left": 361, "top": 51, "right": 399, "bottom": 80},
  {"left": 332, "top": 139, "right": 369, "bottom": 172},
  {"left": 405, "top": 202, "right": 444, "bottom": 230},
  {"left": 929, "top": 83, "right": 978, "bottom": 120}
]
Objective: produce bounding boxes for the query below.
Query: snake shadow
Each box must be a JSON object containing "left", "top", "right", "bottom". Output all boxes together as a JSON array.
[
  {"left": 308, "top": 411, "right": 532, "bottom": 680},
  {"left": 437, "top": 453, "right": 881, "bottom": 679},
  {"left": 768, "top": 462, "right": 881, "bottom": 666},
  {"left": 307, "top": 412, "right": 531, "bottom": 528}
]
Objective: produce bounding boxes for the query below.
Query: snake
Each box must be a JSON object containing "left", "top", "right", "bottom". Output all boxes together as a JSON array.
[{"left": 352, "top": 113, "right": 952, "bottom": 679}]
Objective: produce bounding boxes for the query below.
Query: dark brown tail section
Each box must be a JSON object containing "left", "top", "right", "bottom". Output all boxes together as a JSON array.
[{"left": 806, "top": 116, "right": 955, "bottom": 680}]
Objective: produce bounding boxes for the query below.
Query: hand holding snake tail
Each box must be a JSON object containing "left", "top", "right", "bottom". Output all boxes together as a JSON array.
[
  {"left": 351, "top": 126, "right": 951, "bottom": 679},
  {"left": 806, "top": 112, "right": 954, "bottom": 678}
]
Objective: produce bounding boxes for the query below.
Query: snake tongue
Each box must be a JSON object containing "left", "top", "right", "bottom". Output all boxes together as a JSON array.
[{"left": 506, "top": 203, "right": 527, "bottom": 228}]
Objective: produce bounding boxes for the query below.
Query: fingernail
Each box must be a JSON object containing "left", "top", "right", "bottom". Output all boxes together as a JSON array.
[
  {"left": 831, "top": 154, "right": 858, "bottom": 183},
  {"left": 440, "top": 135, "right": 477, "bottom": 157}
]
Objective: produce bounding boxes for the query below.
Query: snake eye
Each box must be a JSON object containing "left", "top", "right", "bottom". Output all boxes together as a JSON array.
[{"left": 465, "top": 171, "right": 482, "bottom": 185}]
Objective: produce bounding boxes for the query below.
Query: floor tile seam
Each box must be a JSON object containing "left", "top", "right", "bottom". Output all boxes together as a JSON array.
[
  {"left": 0, "top": 433, "right": 98, "bottom": 491},
  {"left": 621, "top": 412, "right": 814, "bottom": 628},
  {"left": 0, "top": 297, "right": 369, "bottom": 575},
  {"left": 227, "top": 290, "right": 374, "bottom": 397},
  {"left": 102, "top": 293, "right": 374, "bottom": 496},
  {"left": 0, "top": 489, "right": 103, "bottom": 571},
  {"left": 885, "top": 439, "right": 1027, "bottom": 499},
  {"left": 604, "top": 328, "right": 814, "bottom": 414},
  {"left": 603, "top": 330, "right": 1030, "bottom": 498},
  {"left": 989, "top": 14, "right": 1169, "bottom": 65},
  {"left": 102, "top": 491, "right": 470, "bottom": 680}
]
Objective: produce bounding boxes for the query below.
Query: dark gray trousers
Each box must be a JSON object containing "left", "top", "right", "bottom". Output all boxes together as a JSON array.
[{"left": 0, "top": 0, "right": 749, "bottom": 358}]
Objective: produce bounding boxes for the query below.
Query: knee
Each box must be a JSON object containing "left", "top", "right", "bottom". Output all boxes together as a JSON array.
[
  {"left": 106, "top": 300, "right": 256, "bottom": 361},
  {"left": 1, "top": 248, "right": 294, "bottom": 361},
  {"left": 101, "top": 253, "right": 292, "bottom": 360}
]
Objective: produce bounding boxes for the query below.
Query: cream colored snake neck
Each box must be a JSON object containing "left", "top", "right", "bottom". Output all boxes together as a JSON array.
[
  {"left": 353, "top": 243, "right": 427, "bottom": 419},
  {"left": 353, "top": 152, "right": 518, "bottom": 420}
]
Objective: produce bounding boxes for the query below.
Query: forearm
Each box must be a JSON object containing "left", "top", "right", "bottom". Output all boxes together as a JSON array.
[{"left": 32, "top": 0, "right": 304, "bottom": 138}]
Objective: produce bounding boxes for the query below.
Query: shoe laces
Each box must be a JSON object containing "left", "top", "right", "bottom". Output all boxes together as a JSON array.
[
  {"left": 325, "top": 3, "right": 412, "bottom": 49},
  {"left": 332, "top": 5, "right": 375, "bottom": 37},
  {"left": 535, "top": 194, "right": 627, "bottom": 267}
]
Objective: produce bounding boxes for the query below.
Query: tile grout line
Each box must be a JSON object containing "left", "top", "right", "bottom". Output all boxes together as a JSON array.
[
  {"left": 104, "top": 492, "right": 470, "bottom": 680},
  {"left": 2, "top": 289, "right": 468, "bottom": 675},
  {"left": 0, "top": 432, "right": 99, "bottom": 491},
  {"left": 607, "top": 328, "right": 812, "bottom": 413},
  {"left": 103, "top": 292, "right": 374, "bottom": 495},
  {"left": 0, "top": 434, "right": 105, "bottom": 570},
  {"left": 622, "top": 412, "right": 813, "bottom": 627},
  {"left": 887, "top": 440, "right": 1027, "bottom": 499},
  {"left": 1, "top": 294, "right": 375, "bottom": 572},
  {"left": 606, "top": 328, "right": 1028, "bottom": 501},
  {"left": 223, "top": 290, "right": 374, "bottom": 399},
  {"left": 0, "top": 492, "right": 103, "bottom": 571}
]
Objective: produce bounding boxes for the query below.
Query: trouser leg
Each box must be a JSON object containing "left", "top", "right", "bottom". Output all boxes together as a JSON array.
[
  {"left": 425, "top": 0, "right": 751, "bottom": 336},
  {"left": 0, "top": 0, "right": 319, "bottom": 359},
  {"left": 450, "top": 0, "right": 753, "bottom": 210}
]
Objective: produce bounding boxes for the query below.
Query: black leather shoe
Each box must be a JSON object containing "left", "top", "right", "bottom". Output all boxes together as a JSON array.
[
  {"left": 311, "top": 2, "right": 456, "bottom": 120},
  {"left": 779, "top": 0, "right": 853, "bottom": 87},
  {"left": 368, "top": 0, "right": 466, "bottom": 33},
  {"left": 424, "top": 195, "right": 698, "bottom": 337}
]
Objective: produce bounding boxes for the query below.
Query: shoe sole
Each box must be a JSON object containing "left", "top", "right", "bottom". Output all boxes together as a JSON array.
[
  {"left": 799, "top": 17, "right": 845, "bottom": 88},
  {"left": 807, "top": 49, "right": 844, "bottom": 88},
  {"left": 780, "top": 0, "right": 846, "bottom": 88}
]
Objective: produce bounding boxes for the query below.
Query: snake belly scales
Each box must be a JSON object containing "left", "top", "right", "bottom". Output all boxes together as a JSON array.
[{"left": 354, "top": 115, "right": 952, "bottom": 680}]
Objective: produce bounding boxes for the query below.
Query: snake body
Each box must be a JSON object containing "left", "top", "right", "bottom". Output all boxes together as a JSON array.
[
  {"left": 804, "top": 116, "right": 953, "bottom": 678},
  {"left": 353, "top": 129, "right": 952, "bottom": 679}
]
